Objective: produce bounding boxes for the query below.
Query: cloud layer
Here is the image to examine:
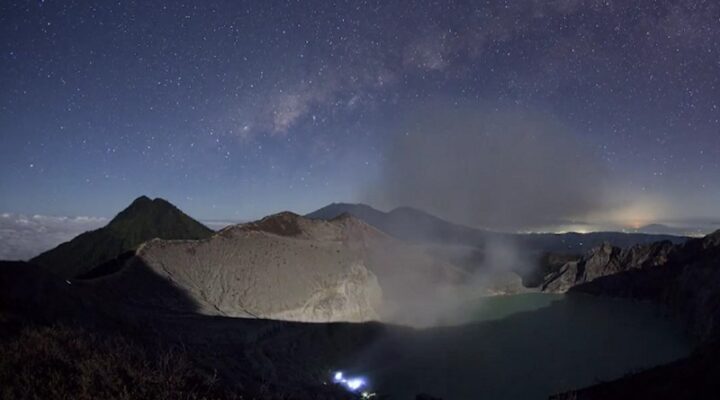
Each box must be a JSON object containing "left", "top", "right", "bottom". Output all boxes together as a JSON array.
[{"left": 0, "top": 213, "right": 107, "bottom": 261}]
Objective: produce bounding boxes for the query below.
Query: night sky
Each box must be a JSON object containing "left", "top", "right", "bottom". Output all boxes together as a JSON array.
[{"left": 1, "top": 1, "right": 719, "bottom": 232}]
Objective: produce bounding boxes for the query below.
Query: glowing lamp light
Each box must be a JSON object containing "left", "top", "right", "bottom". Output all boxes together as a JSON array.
[
  {"left": 346, "top": 378, "right": 365, "bottom": 390},
  {"left": 332, "top": 371, "right": 367, "bottom": 392}
]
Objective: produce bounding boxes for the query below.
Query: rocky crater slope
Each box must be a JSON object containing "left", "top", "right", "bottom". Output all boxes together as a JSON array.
[
  {"left": 542, "top": 231, "right": 720, "bottom": 342},
  {"left": 0, "top": 260, "right": 380, "bottom": 399},
  {"left": 546, "top": 230, "right": 720, "bottom": 399},
  {"left": 541, "top": 240, "right": 675, "bottom": 293},
  {"left": 82, "top": 212, "right": 467, "bottom": 324}
]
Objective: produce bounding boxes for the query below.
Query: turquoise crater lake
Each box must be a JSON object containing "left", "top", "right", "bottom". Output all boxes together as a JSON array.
[{"left": 343, "top": 293, "right": 691, "bottom": 399}]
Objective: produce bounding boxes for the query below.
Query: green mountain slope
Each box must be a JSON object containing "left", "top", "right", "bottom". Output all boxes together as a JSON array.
[{"left": 31, "top": 196, "right": 213, "bottom": 278}]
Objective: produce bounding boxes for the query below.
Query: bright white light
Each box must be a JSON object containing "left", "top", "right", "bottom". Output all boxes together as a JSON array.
[
  {"left": 332, "top": 371, "right": 367, "bottom": 392},
  {"left": 346, "top": 378, "right": 365, "bottom": 391}
]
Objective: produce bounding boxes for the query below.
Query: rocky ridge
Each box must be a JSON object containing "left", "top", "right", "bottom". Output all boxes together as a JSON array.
[
  {"left": 82, "top": 211, "right": 467, "bottom": 324},
  {"left": 541, "top": 240, "right": 675, "bottom": 293},
  {"left": 85, "top": 212, "right": 385, "bottom": 322},
  {"left": 546, "top": 230, "right": 720, "bottom": 399},
  {"left": 542, "top": 231, "right": 720, "bottom": 342}
]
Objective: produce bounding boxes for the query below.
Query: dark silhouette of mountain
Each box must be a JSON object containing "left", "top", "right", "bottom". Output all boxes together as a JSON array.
[
  {"left": 636, "top": 223, "right": 678, "bottom": 234},
  {"left": 306, "top": 203, "right": 688, "bottom": 253},
  {"left": 30, "top": 196, "right": 213, "bottom": 278},
  {"left": 517, "top": 230, "right": 687, "bottom": 253},
  {"left": 306, "top": 203, "right": 488, "bottom": 245},
  {"left": 306, "top": 203, "right": 388, "bottom": 227}
]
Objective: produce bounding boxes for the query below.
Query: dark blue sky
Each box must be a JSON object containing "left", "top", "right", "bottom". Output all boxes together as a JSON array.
[{"left": 1, "top": 0, "right": 719, "bottom": 230}]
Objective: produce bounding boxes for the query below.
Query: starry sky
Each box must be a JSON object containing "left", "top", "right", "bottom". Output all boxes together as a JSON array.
[{"left": 1, "top": 0, "right": 719, "bottom": 232}]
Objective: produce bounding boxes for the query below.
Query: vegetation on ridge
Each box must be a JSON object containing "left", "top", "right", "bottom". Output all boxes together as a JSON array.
[{"left": 0, "top": 318, "right": 242, "bottom": 400}]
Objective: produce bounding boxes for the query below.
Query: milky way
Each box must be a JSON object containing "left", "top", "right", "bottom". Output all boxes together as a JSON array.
[{"left": 1, "top": 1, "right": 719, "bottom": 230}]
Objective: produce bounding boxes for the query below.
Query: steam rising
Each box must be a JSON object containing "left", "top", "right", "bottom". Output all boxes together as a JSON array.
[
  {"left": 360, "top": 104, "right": 620, "bottom": 326},
  {"left": 370, "top": 105, "right": 613, "bottom": 231},
  {"left": 379, "top": 238, "right": 536, "bottom": 327}
]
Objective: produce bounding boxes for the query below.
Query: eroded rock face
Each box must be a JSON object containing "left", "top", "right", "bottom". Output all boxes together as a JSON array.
[
  {"left": 82, "top": 212, "right": 473, "bottom": 324},
  {"left": 124, "top": 227, "right": 383, "bottom": 322},
  {"left": 542, "top": 231, "right": 720, "bottom": 342},
  {"left": 542, "top": 241, "right": 675, "bottom": 293},
  {"left": 547, "top": 233, "right": 720, "bottom": 399}
]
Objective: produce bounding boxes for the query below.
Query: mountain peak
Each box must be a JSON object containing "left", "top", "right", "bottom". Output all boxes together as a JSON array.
[
  {"left": 123, "top": 195, "right": 165, "bottom": 210},
  {"left": 130, "top": 195, "right": 152, "bottom": 204},
  {"left": 31, "top": 196, "right": 213, "bottom": 278},
  {"left": 268, "top": 210, "right": 301, "bottom": 219},
  {"left": 109, "top": 196, "right": 181, "bottom": 226},
  {"left": 128, "top": 195, "right": 171, "bottom": 207},
  {"left": 305, "top": 202, "right": 386, "bottom": 221},
  {"left": 238, "top": 211, "right": 304, "bottom": 236}
]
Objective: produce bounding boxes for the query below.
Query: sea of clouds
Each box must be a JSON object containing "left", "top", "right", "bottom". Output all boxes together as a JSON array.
[{"left": 0, "top": 213, "right": 107, "bottom": 260}]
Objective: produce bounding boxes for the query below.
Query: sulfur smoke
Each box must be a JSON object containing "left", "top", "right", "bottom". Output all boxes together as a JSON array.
[
  {"left": 369, "top": 104, "right": 614, "bottom": 232},
  {"left": 362, "top": 104, "right": 619, "bottom": 326}
]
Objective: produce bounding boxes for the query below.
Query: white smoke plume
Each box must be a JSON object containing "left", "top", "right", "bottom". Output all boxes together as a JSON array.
[{"left": 368, "top": 104, "right": 616, "bottom": 231}]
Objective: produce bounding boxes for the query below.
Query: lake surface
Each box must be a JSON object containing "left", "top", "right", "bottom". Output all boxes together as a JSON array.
[{"left": 340, "top": 293, "right": 691, "bottom": 399}]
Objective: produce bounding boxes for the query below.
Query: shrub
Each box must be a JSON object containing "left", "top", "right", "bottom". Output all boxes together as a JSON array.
[{"left": 0, "top": 323, "right": 241, "bottom": 400}]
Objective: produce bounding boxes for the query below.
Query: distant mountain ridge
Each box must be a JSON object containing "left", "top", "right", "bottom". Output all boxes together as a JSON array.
[
  {"left": 306, "top": 202, "right": 490, "bottom": 245},
  {"left": 306, "top": 203, "right": 688, "bottom": 253},
  {"left": 31, "top": 196, "right": 213, "bottom": 278}
]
